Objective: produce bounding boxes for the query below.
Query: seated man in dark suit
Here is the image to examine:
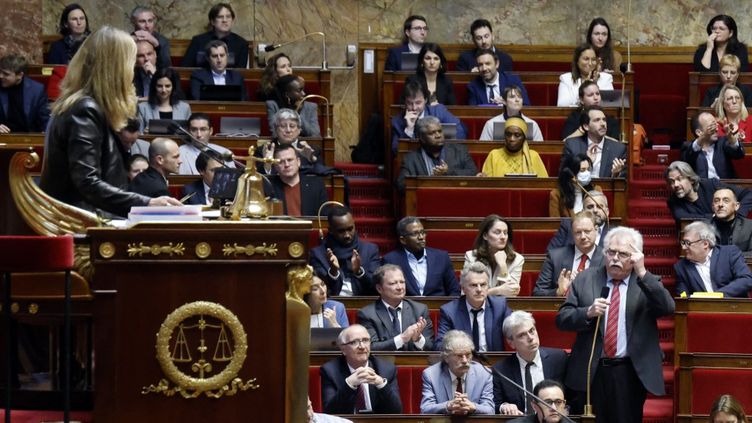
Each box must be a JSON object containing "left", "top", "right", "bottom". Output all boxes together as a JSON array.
[
  {"left": 357, "top": 264, "right": 433, "bottom": 351},
  {"left": 384, "top": 15, "right": 427, "bottom": 71},
  {"left": 134, "top": 39, "right": 158, "bottom": 99},
  {"left": 436, "top": 261, "right": 512, "bottom": 352},
  {"left": 561, "top": 105, "right": 626, "bottom": 178},
  {"left": 681, "top": 112, "right": 744, "bottom": 179},
  {"left": 320, "top": 324, "right": 402, "bottom": 414},
  {"left": 391, "top": 80, "right": 466, "bottom": 153},
  {"left": 493, "top": 311, "right": 567, "bottom": 416},
  {"left": 674, "top": 221, "right": 752, "bottom": 298},
  {"left": 710, "top": 188, "right": 752, "bottom": 255},
  {"left": 130, "top": 137, "right": 182, "bottom": 198},
  {"left": 0, "top": 54, "right": 50, "bottom": 133},
  {"left": 309, "top": 206, "right": 381, "bottom": 296},
  {"left": 534, "top": 211, "right": 604, "bottom": 296},
  {"left": 396, "top": 116, "right": 478, "bottom": 191},
  {"left": 269, "top": 144, "right": 327, "bottom": 216},
  {"left": 467, "top": 49, "right": 529, "bottom": 106},
  {"left": 383, "top": 216, "right": 460, "bottom": 296},
  {"left": 189, "top": 40, "right": 247, "bottom": 100},
  {"left": 547, "top": 191, "right": 613, "bottom": 251},
  {"left": 665, "top": 160, "right": 752, "bottom": 222},
  {"left": 181, "top": 153, "right": 223, "bottom": 206},
  {"left": 508, "top": 380, "right": 570, "bottom": 423},
  {"left": 457, "top": 19, "right": 513, "bottom": 72}
]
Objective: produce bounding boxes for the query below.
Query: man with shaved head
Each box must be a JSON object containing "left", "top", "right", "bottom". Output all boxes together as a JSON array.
[{"left": 130, "top": 137, "right": 182, "bottom": 198}]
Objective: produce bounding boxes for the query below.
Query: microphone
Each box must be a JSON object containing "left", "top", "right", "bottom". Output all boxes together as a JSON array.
[
  {"left": 472, "top": 351, "right": 576, "bottom": 423},
  {"left": 316, "top": 201, "right": 345, "bottom": 243},
  {"left": 583, "top": 285, "right": 612, "bottom": 417},
  {"left": 298, "top": 94, "right": 333, "bottom": 138},
  {"left": 168, "top": 122, "right": 237, "bottom": 166},
  {"left": 263, "top": 32, "right": 328, "bottom": 70}
]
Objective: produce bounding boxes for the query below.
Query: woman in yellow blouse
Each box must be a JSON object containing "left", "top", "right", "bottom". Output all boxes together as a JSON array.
[{"left": 481, "top": 117, "right": 548, "bottom": 177}]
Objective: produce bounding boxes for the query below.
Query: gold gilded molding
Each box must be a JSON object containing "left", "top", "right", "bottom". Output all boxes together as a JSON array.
[
  {"left": 285, "top": 265, "right": 313, "bottom": 302},
  {"left": 222, "top": 242, "right": 277, "bottom": 257},
  {"left": 288, "top": 242, "right": 305, "bottom": 258},
  {"left": 10, "top": 303, "right": 19, "bottom": 314},
  {"left": 142, "top": 301, "right": 259, "bottom": 399},
  {"left": 99, "top": 242, "right": 116, "bottom": 259},
  {"left": 195, "top": 242, "right": 212, "bottom": 259},
  {"left": 28, "top": 303, "right": 38, "bottom": 314},
  {"left": 127, "top": 242, "right": 185, "bottom": 257}
]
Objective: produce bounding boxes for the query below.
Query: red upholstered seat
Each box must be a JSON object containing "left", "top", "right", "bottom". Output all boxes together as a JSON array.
[
  {"left": 0, "top": 236, "right": 74, "bottom": 272},
  {"left": 416, "top": 189, "right": 551, "bottom": 217},
  {"left": 309, "top": 366, "right": 322, "bottom": 412},
  {"left": 686, "top": 313, "right": 752, "bottom": 353},
  {"left": 531, "top": 311, "right": 575, "bottom": 351},
  {"left": 689, "top": 368, "right": 752, "bottom": 414},
  {"left": 428, "top": 228, "right": 554, "bottom": 255}
]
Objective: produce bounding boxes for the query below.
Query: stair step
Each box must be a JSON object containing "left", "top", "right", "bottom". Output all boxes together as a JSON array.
[
  {"left": 633, "top": 165, "right": 670, "bottom": 180},
  {"left": 350, "top": 199, "right": 393, "bottom": 218},
  {"left": 356, "top": 217, "right": 395, "bottom": 241},
  {"left": 643, "top": 398, "right": 673, "bottom": 422},
  {"left": 347, "top": 178, "right": 391, "bottom": 200},
  {"left": 641, "top": 148, "right": 680, "bottom": 165},
  {"left": 335, "top": 163, "right": 384, "bottom": 177},
  {"left": 629, "top": 182, "right": 671, "bottom": 201}
]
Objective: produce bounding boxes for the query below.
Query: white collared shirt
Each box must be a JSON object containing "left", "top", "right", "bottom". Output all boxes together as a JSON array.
[
  {"left": 405, "top": 249, "right": 428, "bottom": 295},
  {"left": 587, "top": 137, "right": 604, "bottom": 176},
  {"left": 450, "top": 371, "right": 467, "bottom": 394},
  {"left": 604, "top": 275, "right": 629, "bottom": 357},
  {"left": 692, "top": 249, "right": 714, "bottom": 292},
  {"left": 212, "top": 70, "right": 227, "bottom": 85},
  {"left": 465, "top": 299, "right": 487, "bottom": 352},
  {"left": 691, "top": 139, "right": 719, "bottom": 179},
  {"left": 382, "top": 299, "right": 426, "bottom": 350},
  {"left": 571, "top": 245, "right": 596, "bottom": 275},
  {"left": 515, "top": 351, "right": 544, "bottom": 413},
  {"left": 485, "top": 73, "right": 501, "bottom": 100}
]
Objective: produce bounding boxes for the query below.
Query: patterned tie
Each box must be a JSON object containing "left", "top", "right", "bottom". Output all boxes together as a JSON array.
[
  {"left": 524, "top": 361, "right": 534, "bottom": 413},
  {"left": 456, "top": 376, "right": 463, "bottom": 394},
  {"left": 588, "top": 143, "right": 601, "bottom": 163},
  {"left": 471, "top": 308, "right": 482, "bottom": 351},
  {"left": 603, "top": 280, "right": 622, "bottom": 357},
  {"left": 355, "top": 383, "right": 366, "bottom": 413},
  {"left": 577, "top": 255, "right": 588, "bottom": 273}
]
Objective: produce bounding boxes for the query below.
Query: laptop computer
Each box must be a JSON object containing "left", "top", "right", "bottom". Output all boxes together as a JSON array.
[
  {"left": 147, "top": 119, "right": 188, "bottom": 135},
  {"left": 441, "top": 123, "right": 458, "bottom": 140},
  {"left": 209, "top": 167, "right": 244, "bottom": 201},
  {"left": 400, "top": 52, "right": 419, "bottom": 71},
  {"left": 217, "top": 117, "right": 261, "bottom": 137},
  {"left": 600, "top": 90, "right": 630, "bottom": 108},
  {"left": 492, "top": 121, "right": 535, "bottom": 141},
  {"left": 199, "top": 84, "right": 244, "bottom": 101},
  {"left": 310, "top": 328, "right": 343, "bottom": 351}
]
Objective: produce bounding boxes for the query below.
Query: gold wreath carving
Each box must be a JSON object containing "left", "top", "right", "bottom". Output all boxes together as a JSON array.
[
  {"left": 287, "top": 242, "right": 305, "bottom": 258},
  {"left": 142, "top": 301, "right": 259, "bottom": 398},
  {"left": 195, "top": 242, "right": 211, "bottom": 259},
  {"left": 99, "top": 242, "right": 116, "bottom": 259},
  {"left": 222, "top": 242, "right": 277, "bottom": 257},
  {"left": 127, "top": 242, "right": 185, "bottom": 257}
]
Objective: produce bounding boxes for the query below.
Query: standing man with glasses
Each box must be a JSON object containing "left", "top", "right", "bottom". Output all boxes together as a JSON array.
[
  {"left": 556, "top": 227, "right": 674, "bottom": 422},
  {"left": 320, "top": 324, "right": 403, "bottom": 414},
  {"left": 385, "top": 15, "right": 428, "bottom": 71},
  {"left": 178, "top": 112, "right": 235, "bottom": 175},
  {"left": 509, "top": 380, "right": 569, "bottom": 423}
]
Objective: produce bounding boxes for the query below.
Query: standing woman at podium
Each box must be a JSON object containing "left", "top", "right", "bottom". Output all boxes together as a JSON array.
[{"left": 41, "top": 26, "right": 180, "bottom": 218}]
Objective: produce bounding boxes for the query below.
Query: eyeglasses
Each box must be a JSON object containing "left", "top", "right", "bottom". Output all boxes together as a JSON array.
[
  {"left": 344, "top": 338, "right": 371, "bottom": 347},
  {"left": 680, "top": 239, "right": 703, "bottom": 247},
  {"left": 541, "top": 399, "right": 567, "bottom": 408},
  {"left": 605, "top": 249, "right": 631, "bottom": 260}
]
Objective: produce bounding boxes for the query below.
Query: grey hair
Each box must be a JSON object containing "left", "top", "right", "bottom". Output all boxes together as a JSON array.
[
  {"left": 337, "top": 324, "right": 368, "bottom": 346},
  {"left": 372, "top": 264, "right": 403, "bottom": 286},
  {"left": 416, "top": 116, "right": 442, "bottom": 139},
  {"left": 396, "top": 216, "right": 421, "bottom": 236},
  {"left": 665, "top": 161, "right": 700, "bottom": 192},
  {"left": 441, "top": 330, "right": 475, "bottom": 360},
  {"left": 585, "top": 190, "right": 609, "bottom": 208},
  {"left": 502, "top": 310, "right": 536, "bottom": 340},
  {"left": 271, "top": 108, "right": 301, "bottom": 138},
  {"left": 130, "top": 5, "right": 155, "bottom": 21},
  {"left": 603, "top": 226, "right": 643, "bottom": 253},
  {"left": 683, "top": 221, "right": 718, "bottom": 248},
  {"left": 460, "top": 261, "right": 488, "bottom": 285}
]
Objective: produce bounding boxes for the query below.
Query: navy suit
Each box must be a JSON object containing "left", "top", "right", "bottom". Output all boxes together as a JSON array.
[
  {"left": 674, "top": 245, "right": 752, "bottom": 298},
  {"left": 320, "top": 355, "right": 402, "bottom": 414},
  {"left": 189, "top": 69, "right": 248, "bottom": 100},
  {"left": 382, "top": 247, "right": 460, "bottom": 296},
  {"left": 562, "top": 135, "right": 627, "bottom": 178},
  {"left": 457, "top": 47, "right": 514, "bottom": 72},
  {"left": 180, "top": 179, "right": 208, "bottom": 205},
  {"left": 492, "top": 347, "right": 568, "bottom": 413},
  {"left": 357, "top": 298, "right": 434, "bottom": 351},
  {"left": 436, "top": 295, "right": 512, "bottom": 351},
  {"left": 546, "top": 218, "right": 612, "bottom": 252},
  {"left": 385, "top": 43, "right": 411, "bottom": 71},
  {"left": 0, "top": 78, "right": 50, "bottom": 132},
  {"left": 391, "top": 104, "right": 467, "bottom": 152},
  {"left": 466, "top": 73, "right": 530, "bottom": 105},
  {"left": 681, "top": 138, "right": 744, "bottom": 179},
  {"left": 668, "top": 178, "right": 752, "bottom": 222},
  {"left": 533, "top": 245, "right": 605, "bottom": 296},
  {"left": 309, "top": 240, "right": 381, "bottom": 296}
]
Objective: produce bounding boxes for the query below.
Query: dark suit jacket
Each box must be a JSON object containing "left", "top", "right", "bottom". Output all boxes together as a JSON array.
[
  {"left": 492, "top": 347, "right": 568, "bottom": 413},
  {"left": 436, "top": 295, "right": 512, "bottom": 351},
  {"left": 0, "top": 78, "right": 50, "bottom": 132},
  {"left": 396, "top": 144, "right": 478, "bottom": 191},
  {"left": 357, "top": 298, "right": 434, "bottom": 351},
  {"left": 561, "top": 111, "right": 620, "bottom": 140},
  {"left": 391, "top": 104, "right": 467, "bottom": 152},
  {"left": 129, "top": 166, "right": 170, "bottom": 198},
  {"left": 546, "top": 218, "right": 612, "bottom": 252},
  {"left": 180, "top": 179, "right": 207, "bottom": 205},
  {"left": 181, "top": 31, "right": 249, "bottom": 69},
  {"left": 680, "top": 138, "right": 744, "bottom": 179},
  {"left": 674, "top": 245, "right": 752, "bottom": 298},
  {"left": 533, "top": 245, "right": 605, "bottom": 296},
  {"left": 309, "top": 240, "right": 381, "bottom": 296},
  {"left": 562, "top": 135, "right": 627, "bottom": 178},
  {"left": 385, "top": 43, "right": 411, "bottom": 71},
  {"left": 320, "top": 355, "right": 402, "bottom": 414},
  {"left": 268, "top": 175, "right": 328, "bottom": 216},
  {"left": 457, "top": 47, "right": 514, "bottom": 72},
  {"left": 667, "top": 178, "right": 752, "bottom": 222},
  {"left": 467, "top": 73, "right": 530, "bottom": 106},
  {"left": 189, "top": 68, "right": 248, "bottom": 101},
  {"left": 508, "top": 415, "right": 538, "bottom": 423},
  {"left": 402, "top": 74, "right": 456, "bottom": 105},
  {"left": 702, "top": 83, "right": 752, "bottom": 107},
  {"left": 556, "top": 267, "right": 675, "bottom": 395},
  {"left": 382, "top": 247, "right": 460, "bottom": 296},
  {"left": 711, "top": 215, "right": 752, "bottom": 254}
]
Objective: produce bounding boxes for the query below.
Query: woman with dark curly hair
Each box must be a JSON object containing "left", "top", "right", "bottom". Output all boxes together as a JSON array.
[
  {"left": 550, "top": 153, "right": 601, "bottom": 217},
  {"left": 257, "top": 53, "right": 292, "bottom": 101},
  {"left": 401, "top": 43, "right": 455, "bottom": 105},
  {"left": 463, "top": 214, "right": 523, "bottom": 297},
  {"left": 694, "top": 14, "right": 748, "bottom": 72}
]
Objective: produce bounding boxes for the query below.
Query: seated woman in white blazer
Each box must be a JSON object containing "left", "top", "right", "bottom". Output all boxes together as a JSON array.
[
  {"left": 557, "top": 43, "right": 613, "bottom": 107},
  {"left": 137, "top": 67, "right": 192, "bottom": 132}
]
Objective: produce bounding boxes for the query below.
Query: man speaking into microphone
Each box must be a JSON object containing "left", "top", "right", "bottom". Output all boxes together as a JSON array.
[{"left": 556, "top": 227, "right": 674, "bottom": 423}]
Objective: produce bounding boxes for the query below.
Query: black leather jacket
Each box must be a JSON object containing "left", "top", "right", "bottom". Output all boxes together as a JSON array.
[{"left": 40, "top": 97, "right": 150, "bottom": 217}]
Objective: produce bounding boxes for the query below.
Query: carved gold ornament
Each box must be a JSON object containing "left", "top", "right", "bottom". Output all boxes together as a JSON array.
[
  {"left": 142, "top": 301, "right": 259, "bottom": 398},
  {"left": 99, "top": 242, "right": 116, "bottom": 259},
  {"left": 222, "top": 242, "right": 277, "bottom": 257},
  {"left": 195, "top": 242, "right": 211, "bottom": 259},
  {"left": 287, "top": 242, "right": 305, "bottom": 258},
  {"left": 127, "top": 242, "right": 185, "bottom": 257}
]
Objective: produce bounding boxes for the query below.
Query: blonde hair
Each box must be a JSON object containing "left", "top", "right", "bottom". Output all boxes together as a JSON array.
[
  {"left": 719, "top": 54, "right": 741, "bottom": 70},
  {"left": 52, "top": 26, "right": 137, "bottom": 132},
  {"left": 716, "top": 84, "right": 749, "bottom": 120}
]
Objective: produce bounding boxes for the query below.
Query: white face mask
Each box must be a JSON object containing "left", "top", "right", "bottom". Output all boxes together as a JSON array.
[{"left": 576, "top": 170, "right": 592, "bottom": 186}]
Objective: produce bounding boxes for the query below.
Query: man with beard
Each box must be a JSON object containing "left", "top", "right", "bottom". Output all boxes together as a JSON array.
[
  {"left": 681, "top": 111, "right": 744, "bottom": 179},
  {"left": 508, "top": 380, "right": 569, "bottom": 423},
  {"left": 457, "top": 19, "right": 513, "bottom": 72},
  {"left": 397, "top": 116, "right": 478, "bottom": 191},
  {"left": 709, "top": 188, "right": 752, "bottom": 254},
  {"left": 480, "top": 117, "right": 548, "bottom": 177},
  {"left": 562, "top": 105, "right": 626, "bottom": 178},
  {"left": 467, "top": 49, "right": 529, "bottom": 106},
  {"left": 556, "top": 227, "right": 674, "bottom": 422},
  {"left": 310, "top": 206, "right": 381, "bottom": 296}
]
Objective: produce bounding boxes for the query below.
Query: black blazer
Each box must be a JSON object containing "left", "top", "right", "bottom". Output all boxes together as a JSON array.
[
  {"left": 181, "top": 31, "right": 249, "bottom": 68},
  {"left": 268, "top": 175, "right": 328, "bottom": 216},
  {"left": 546, "top": 218, "right": 613, "bottom": 252},
  {"left": 711, "top": 215, "right": 752, "bottom": 254},
  {"left": 492, "top": 347, "right": 568, "bottom": 413},
  {"left": 357, "top": 298, "right": 434, "bottom": 351},
  {"left": 129, "top": 166, "right": 170, "bottom": 198},
  {"left": 189, "top": 68, "right": 248, "bottom": 100},
  {"left": 457, "top": 47, "right": 514, "bottom": 72},
  {"left": 181, "top": 179, "right": 207, "bottom": 205},
  {"left": 382, "top": 247, "right": 460, "bottom": 296},
  {"left": 680, "top": 137, "right": 745, "bottom": 179},
  {"left": 668, "top": 178, "right": 752, "bottom": 222},
  {"left": 397, "top": 144, "right": 478, "bottom": 191},
  {"left": 320, "top": 355, "right": 402, "bottom": 414},
  {"left": 401, "top": 74, "right": 456, "bottom": 105},
  {"left": 562, "top": 135, "right": 627, "bottom": 178},
  {"left": 309, "top": 240, "right": 381, "bottom": 296}
]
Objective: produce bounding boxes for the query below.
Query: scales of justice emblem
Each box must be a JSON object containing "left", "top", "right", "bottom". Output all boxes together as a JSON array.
[{"left": 142, "top": 301, "right": 260, "bottom": 398}]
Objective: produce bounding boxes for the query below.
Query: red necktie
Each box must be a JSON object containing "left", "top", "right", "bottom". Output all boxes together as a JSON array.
[
  {"left": 456, "top": 376, "right": 463, "bottom": 394},
  {"left": 603, "top": 280, "right": 622, "bottom": 357},
  {"left": 355, "top": 384, "right": 366, "bottom": 413},
  {"left": 577, "top": 255, "right": 588, "bottom": 273}
]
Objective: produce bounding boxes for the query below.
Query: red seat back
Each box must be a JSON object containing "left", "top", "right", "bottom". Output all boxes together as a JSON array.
[
  {"left": 687, "top": 313, "right": 752, "bottom": 353},
  {"left": 689, "top": 368, "right": 752, "bottom": 414}
]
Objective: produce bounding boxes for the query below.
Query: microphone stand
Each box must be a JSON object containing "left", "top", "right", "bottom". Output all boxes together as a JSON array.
[
  {"left": 316, "top": 201, "right": 345, "bottom": 242},
  {"left": 265, "top": 32, "right": 328, "bottom": 71},
  {"left": 170, "top": 123, "right": 245, "bottom": 169},
  {"left": 573, "top": 179, "right": 610, "bottom": 229},
  {"left": 473, "top": 352, "right": 576, "bottom": 423},
  {"left": 584, "top": 286, "right": 612, "bottom": 417},
  {"left": 298, "top": 94, "right": 333, "bottom": 139}
]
